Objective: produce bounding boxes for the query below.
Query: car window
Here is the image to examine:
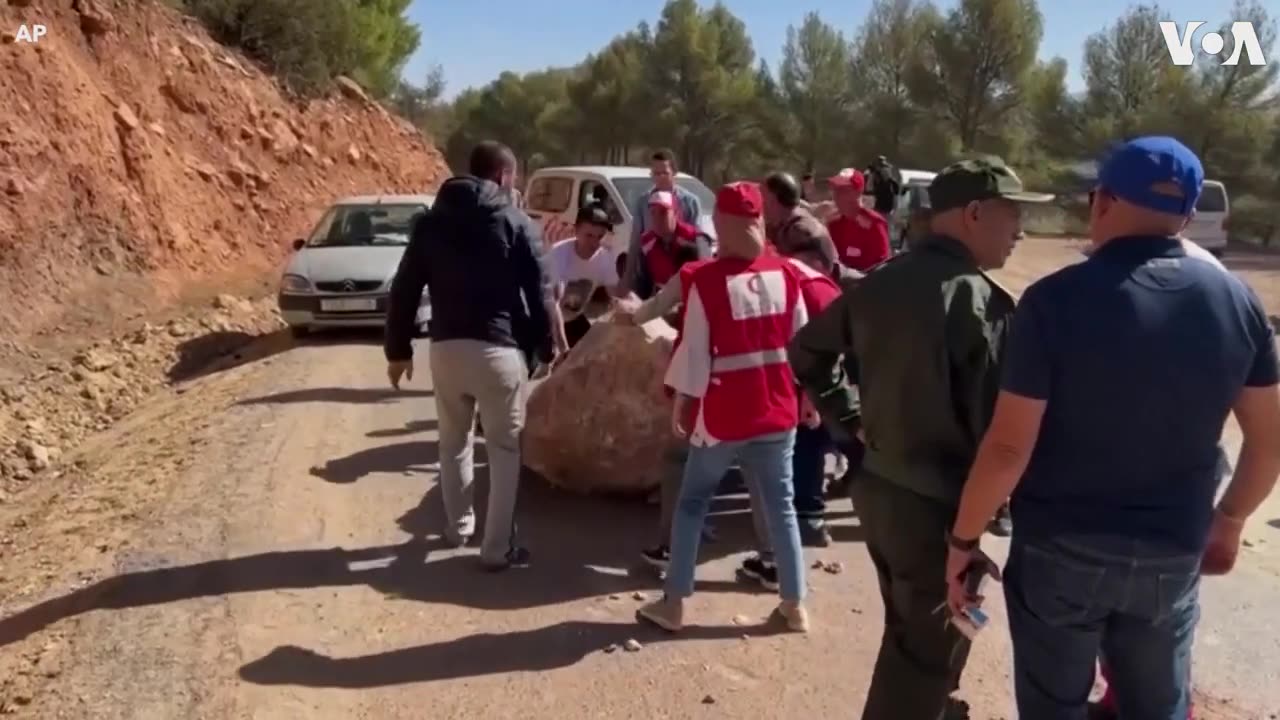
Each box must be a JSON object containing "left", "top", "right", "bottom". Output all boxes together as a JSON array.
[
  {"left": 1196, "top": 184, "right": 1227, "bottom": 213},
  {"left": 908, "top": 184, "right": 931, "bottom": 210},
  {"left": 527, "top": 176, "right": 574, "bottom": 214},
  {"left": 306, "top": 204, "right": 423, "bottom": 247}
]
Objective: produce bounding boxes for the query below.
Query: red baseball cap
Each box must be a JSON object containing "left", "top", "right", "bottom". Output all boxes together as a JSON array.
[
  {"left": 715, "top": 181, "right": 763, "bottom": 218},
  {"left": 648, "top": 190, "right": 675, "bottom": 209},
  {"left": 828, "top": 168, "right": 866, "bottom": 193}
]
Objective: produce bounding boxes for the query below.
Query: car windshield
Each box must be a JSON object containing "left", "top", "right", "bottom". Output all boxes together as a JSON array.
[
  {"left": 1196, "top": 184, "right": 1226, "bottom": 213},
  {"left": 613, "top": 177, "right": 717, "bottom": 219},
  {"left": 893, "top": 182, "right": 931, "bottom": 217},
  {"left": 306, "top": 203, "right": 425, "bottom": 247}
]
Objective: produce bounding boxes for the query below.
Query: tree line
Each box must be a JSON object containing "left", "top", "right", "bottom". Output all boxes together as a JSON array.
[
  {"left": 172, "top": 0, "right": 421, "bottom": 98},
  {"left": 393, "top": 0, "right": 1279, "bottom": 241},
  {"left": 166, "top": 0, "right": 1277, "bottom": 240}
]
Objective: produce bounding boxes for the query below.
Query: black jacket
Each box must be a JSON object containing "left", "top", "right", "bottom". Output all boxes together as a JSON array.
[{"left": 384, "top": 176, "right": 553, "bottom": 362}]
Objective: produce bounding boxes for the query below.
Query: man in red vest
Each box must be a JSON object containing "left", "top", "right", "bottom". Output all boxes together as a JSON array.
[
  {"left": 827, "top": 168, "right": 891, "bottom": 272},
  {"left": 631, "top": 190, "right": 714, "bottom": 301},
  {"left": 636, "top": 181, "right": 811, "bottom": 634}
]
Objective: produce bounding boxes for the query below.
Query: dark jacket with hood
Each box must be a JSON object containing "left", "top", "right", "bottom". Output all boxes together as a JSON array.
[{"left": 384, "top": 175, "right": 553, "bottom": 362}]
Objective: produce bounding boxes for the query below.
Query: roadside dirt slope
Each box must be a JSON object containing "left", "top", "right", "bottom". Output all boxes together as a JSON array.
[
  {"left": 0, "top": 0, "right": 447, "bottom": 350},
  {"left": 0, "top": 0, "right": 447, "bottom": 492}
]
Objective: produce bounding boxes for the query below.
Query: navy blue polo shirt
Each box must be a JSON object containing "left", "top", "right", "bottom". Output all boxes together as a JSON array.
[{"left": 1003, "top": 236, "right": 1278, "bottom": 552}]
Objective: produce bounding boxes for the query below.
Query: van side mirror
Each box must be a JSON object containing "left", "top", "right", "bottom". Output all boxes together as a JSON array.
[{"left": 292, "top": 238, "right": 305, "bottom": 251}]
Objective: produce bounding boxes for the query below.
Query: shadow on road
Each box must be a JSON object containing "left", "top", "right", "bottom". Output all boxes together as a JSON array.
[
  {"left": 367, "top": 419, "right": 438, "bottom": 438},
  {"left": 309, "top": 439, "right": 447, "bottom": 484},
  {"left": 0, "top": 455, "right": 779, "bottom": 651},
  {"left": 293, "top": 328, "right": 386, "bottom": 347},
  {"left": 0, "top": 425, "right": 863, "bottom": 691},
  {"left": 237, "top": 620, "right": 769, "bottom": 689},
  {"left": 1268, "top": 518, "right": 1280, "bottom": 530},
  {"left": 237, "top": 387, "right": 432, "bottom": 406},
  {"left": 167, "top": 329, "right": 294, "bottom": 383}
]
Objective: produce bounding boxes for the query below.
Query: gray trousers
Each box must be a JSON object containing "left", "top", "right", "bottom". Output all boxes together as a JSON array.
[{"left": 428, "top": 339, "right": 528, "bottom": 564}]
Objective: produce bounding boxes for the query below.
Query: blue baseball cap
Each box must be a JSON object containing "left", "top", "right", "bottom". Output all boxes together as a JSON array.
[{"left": 1097, "top": 136, "right": 1203, "bottom": 216}]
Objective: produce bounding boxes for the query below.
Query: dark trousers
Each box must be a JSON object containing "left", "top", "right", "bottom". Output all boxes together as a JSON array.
[
  {"left": 850, "top": 473, "right": 969, "bottom": 720},
  {"left": 1005, "top": 534, "right": 1199, "bottom": 720},
  {"left": 792, "top": 424, "right": 829, "bottom": 525},
  {"left": 565, "top": 314, "right": 591, "bottom": 348}
]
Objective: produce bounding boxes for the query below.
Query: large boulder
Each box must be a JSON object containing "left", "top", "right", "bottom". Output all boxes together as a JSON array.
[{"left": 522, "top": 319, "right": 681, "bottom": 495}]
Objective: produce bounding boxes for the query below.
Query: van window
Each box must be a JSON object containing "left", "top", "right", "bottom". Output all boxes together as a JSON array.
[
  {"left": 527, "top": 176, "right": 574, "bottom": 214},
  {"left": 1196, "top": 184, "right": 1227, "bottom": 213},
  {"left": 613, "top": 177, "right": 716, "bottom": 219}
]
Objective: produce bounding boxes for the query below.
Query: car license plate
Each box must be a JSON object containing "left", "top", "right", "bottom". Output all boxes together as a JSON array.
[{"left": 320, "top": 298, "right": 377, "bottom": 312}]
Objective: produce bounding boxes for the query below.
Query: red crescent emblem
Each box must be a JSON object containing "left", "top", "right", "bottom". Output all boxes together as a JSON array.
[{"left": 746, "top": 275, "right": 764, "bottom": 294}]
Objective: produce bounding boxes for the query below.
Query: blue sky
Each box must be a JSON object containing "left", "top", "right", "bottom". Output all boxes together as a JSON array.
[{"left": 402, "top": 0, "right": 1246, "bottom": 100}]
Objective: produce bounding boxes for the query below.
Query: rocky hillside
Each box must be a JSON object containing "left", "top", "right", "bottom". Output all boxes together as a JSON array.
[
  {"left": 0, "top": 0, "right": 446, "bottom": 347},
  {"left": 0, "top": 0, "right": 448, "bottom": 493}
]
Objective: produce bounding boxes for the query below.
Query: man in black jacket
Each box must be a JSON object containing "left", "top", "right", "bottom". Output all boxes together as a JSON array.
[
  {"left": 866, "top": 156, "right": 901, "bottom": 216},
  {"left": 385, "top": 140, "right": 557, "bottom": 571}
]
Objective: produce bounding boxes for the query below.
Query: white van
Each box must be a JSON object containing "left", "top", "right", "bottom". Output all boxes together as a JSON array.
[
  {"left": 886, "top": 169, "right": 937, "bottom": 250},
  {"left": 1185, "top": 179, "right": 1229, "bottom": 256},
  {"left": 523, "top": 166, "right": 717, "bottom": 277}
]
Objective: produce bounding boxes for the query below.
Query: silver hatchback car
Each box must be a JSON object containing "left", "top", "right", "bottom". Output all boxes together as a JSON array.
[{"left": 278, "top": 194, "right": 434, "bottom": 337}]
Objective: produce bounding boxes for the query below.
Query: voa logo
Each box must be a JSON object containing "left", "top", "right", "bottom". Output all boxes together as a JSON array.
[
  {"left": 12, "top": 24, "right": 47, "bottom": 43},
  {"left": 1159, "top": 21, "right": 1267, "bottom": 66}
]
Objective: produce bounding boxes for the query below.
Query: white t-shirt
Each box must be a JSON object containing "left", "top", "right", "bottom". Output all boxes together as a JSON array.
[
  {"left": 548, "top": 238, "right": 619, "bottom": 314},
  {"left": 548, "top": 238, "right": 618, "bottom": 287}
]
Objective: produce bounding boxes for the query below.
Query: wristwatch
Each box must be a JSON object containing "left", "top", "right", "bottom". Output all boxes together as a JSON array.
[{"left": 946, "top": 532, "right": 979, "bottom": 552}]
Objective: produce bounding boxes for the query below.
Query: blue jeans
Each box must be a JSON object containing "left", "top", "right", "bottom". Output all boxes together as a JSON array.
[
  {"left": 1004, "top": 534, "right": 1200, "bottom": 720},
  {"left": 666, "top": 429, "right": 805, "bottom": 601},
  {"left": 792, "top": 424, "right": 830, "bottom": 524}
]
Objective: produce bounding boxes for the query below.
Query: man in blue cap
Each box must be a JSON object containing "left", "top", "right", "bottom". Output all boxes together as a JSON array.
[{"left": 945, "top": 136, "right": 1280, "bottom": 719}]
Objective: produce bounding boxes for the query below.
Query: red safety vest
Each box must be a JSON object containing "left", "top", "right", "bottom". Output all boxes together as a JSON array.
[
  {"left": 686, "top": 256, "right": 802, "bottom": 441},
  {"left": 641, "top": 221, "right": 703, "bottom": 288},
  {"left": 785, "top": 257, "right": 841, "bottom": 315}
]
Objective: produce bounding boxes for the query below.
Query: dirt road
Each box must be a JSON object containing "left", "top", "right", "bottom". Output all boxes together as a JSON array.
[{"left": 2, "top": 238, "right": 1280, "bottom": 719}]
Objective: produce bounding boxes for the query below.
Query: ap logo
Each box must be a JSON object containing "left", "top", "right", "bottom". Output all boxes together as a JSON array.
[{"left": 11, "top": 24, "right": 47, "bottom": 43}]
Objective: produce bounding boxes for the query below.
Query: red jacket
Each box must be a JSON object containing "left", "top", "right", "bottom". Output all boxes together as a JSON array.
[
  {"left": 681, "top": 255, "right": 802, "bottom": 441},
  {"left": 829, "top": 208, "right": 890, "bottom": 272},
  {"left": 641, "top": 221, "right": 703, "bottom": 289}
]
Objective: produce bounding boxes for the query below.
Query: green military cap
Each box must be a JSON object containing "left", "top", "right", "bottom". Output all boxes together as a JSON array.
[{"left": 928, "top": 157, "right": 1055, "bottom": 213}]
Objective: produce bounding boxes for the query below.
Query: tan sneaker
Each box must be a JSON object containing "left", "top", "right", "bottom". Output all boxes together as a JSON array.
[
  {"left": 636, "top": 597, "right": 684, "bottom": 632},
  {"left": 772, "top": 601, "right": 810, "bottom": 633}
]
